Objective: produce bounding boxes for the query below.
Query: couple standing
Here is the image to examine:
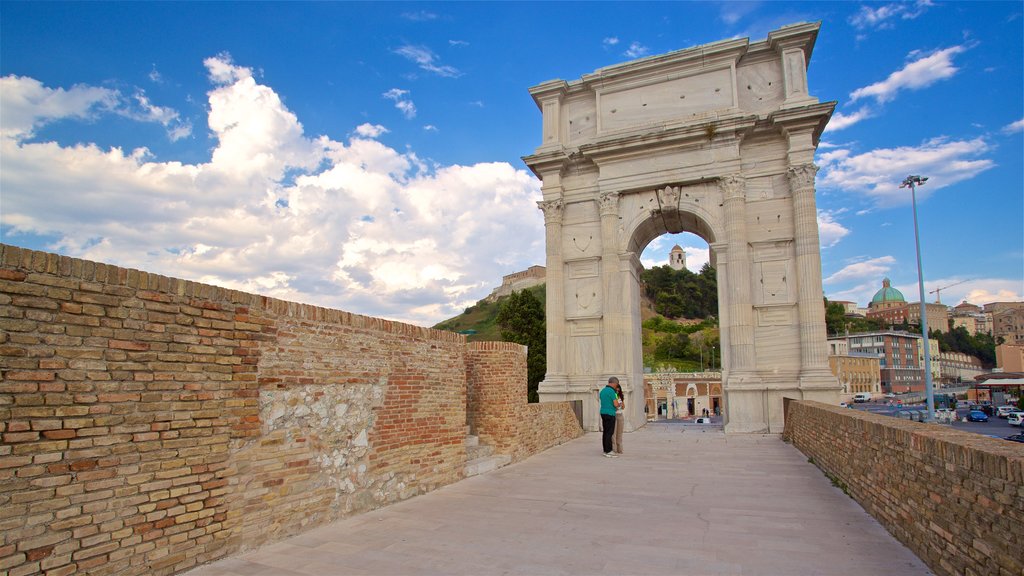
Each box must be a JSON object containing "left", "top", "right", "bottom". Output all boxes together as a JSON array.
[{"left": 600, "top": 377, "right": 625, "bottom": 458}]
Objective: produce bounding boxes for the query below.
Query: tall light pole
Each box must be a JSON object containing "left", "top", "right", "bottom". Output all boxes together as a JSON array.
[{"left": 899, "top": 175, "right": 935, "bottom": 423}]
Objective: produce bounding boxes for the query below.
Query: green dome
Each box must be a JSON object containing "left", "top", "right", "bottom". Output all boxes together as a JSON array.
[{"left": 870, "top": 278, "right": 905, "bottom": 304}]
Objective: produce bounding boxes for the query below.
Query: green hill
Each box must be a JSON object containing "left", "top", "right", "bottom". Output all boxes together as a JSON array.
[{"left": 433, "top": 284, "right": 546, "bottom": 341}]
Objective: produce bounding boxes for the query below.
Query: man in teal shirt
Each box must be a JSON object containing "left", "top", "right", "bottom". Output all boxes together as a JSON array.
[{"left": 600, "top": 377, "right": 621, "bottom": 457}]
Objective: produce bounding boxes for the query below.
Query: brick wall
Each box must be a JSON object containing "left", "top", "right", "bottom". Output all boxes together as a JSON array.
[
  {"left": 0, "top": 245, "right": 579, "bottom": 576},
  {"left": 465, "top": 341, "right": 582, "bottom": 462},
  {"left": 783, "top": 400, "right": 1023, "bottom": 576}
]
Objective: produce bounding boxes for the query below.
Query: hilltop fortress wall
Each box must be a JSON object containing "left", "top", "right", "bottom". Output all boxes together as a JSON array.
[{"left": 0, "top": 244, "right": 581, "bottom": 576}]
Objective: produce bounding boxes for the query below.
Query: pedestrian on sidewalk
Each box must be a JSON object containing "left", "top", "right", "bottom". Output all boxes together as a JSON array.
[
  {"left": 612, "top": 380, "right": 625, "bottom": 455},
  {"left": 600, "top": 377, "right": 621, "bottom": 458}
]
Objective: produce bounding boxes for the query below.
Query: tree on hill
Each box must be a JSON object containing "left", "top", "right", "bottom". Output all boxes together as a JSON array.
[
  {"left": 495, "top": 289, "right": 546, "bottom": 402},
  {"left": 930, "top": 325, "right": 996, "bottom": 368},
  {"left": 640, "top": 263, "right": 717, "bottom": 320}
]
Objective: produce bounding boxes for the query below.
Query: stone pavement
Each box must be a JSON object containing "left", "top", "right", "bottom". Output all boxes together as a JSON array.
[{"left": 187, "top": 423, "right": 932, "bottom": 576}]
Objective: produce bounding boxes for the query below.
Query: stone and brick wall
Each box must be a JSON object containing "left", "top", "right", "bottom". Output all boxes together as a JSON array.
[
  {"left": 0, "top": 245, "right": 580, "bottom": 576},
  {"left": 784, "top": 400, "right": 1023, "bottom": 576}
]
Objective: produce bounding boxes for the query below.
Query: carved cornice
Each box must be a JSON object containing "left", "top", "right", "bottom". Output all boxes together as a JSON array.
[
  {"left": 598, "top": 192, "right": 620, "bottom": 216},
  {"left": 537, "top": 199, "right": 564, "bottom": 224},
  {"left": 787, "top": 163, "right": 819, "bottom": 191},
  {"left": 718, "top": 174, "right": 746, "bottom": 200}
]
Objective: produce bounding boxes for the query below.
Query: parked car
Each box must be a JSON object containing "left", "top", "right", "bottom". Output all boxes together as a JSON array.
[
  {"left": 967, "top": 410, "right": 989, "bottom": 422},
  {"left": 996, "top": 406, "right": 1018, "bottom": 418},
  {"left": 885, "top": 392, "right": 896, "bottom": 398},
  {"left": 1007, "top": 412, "right": 1024, "bottom": 427},
  {"left": 853, "top": 393, "right": 872, "bottom": 403},
  {"left": 1003, "top": 434, "right": 1024, "bottom": 443}
]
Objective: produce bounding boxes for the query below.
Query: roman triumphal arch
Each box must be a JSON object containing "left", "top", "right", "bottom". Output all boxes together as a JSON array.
[{"left": 523, "top": 23, "right": 841, "bottom": 434}]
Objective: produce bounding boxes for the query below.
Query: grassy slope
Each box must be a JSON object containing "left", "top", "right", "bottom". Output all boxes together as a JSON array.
[{"left": 433, "top": 284, "right": 546, "bottom": 342}]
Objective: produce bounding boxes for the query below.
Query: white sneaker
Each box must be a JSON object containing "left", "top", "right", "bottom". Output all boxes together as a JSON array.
[{"left": 604, "top": 453, "right": 618, "bottom": 458}]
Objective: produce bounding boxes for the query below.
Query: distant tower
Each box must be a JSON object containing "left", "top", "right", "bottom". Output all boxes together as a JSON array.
[{"left": 669, "top": 245, "right": 687, "bottom": 271}]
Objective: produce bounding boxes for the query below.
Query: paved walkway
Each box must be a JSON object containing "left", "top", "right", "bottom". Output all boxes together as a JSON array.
[{"left": 188, "top": 423, "right": 932, "bottom": 576}]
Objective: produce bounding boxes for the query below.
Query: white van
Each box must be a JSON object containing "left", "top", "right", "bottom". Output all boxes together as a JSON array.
[{"left": 853, "top": 393, "right": 872, "bottom": 403}]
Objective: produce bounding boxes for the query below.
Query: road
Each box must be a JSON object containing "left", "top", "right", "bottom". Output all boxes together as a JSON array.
[{"left": 847, "top": 401, "right": 1022, "bottom": 440}]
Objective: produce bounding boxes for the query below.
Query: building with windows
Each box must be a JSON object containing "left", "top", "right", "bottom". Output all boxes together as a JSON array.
[
  {"left": 846, "top": 330, "right": 924, "bottom": 393},
  {"left": 991, "top": 304, "right": 1024, "bottom": 346},
  {"left": 937, "top": 351, "right": 985, "bottom": 384},
  {"left": 906, "top": 302, "right": 950, "bottom": 334},
  {"left": 828, "top": 353, "right": 881, "bottom": 401}
]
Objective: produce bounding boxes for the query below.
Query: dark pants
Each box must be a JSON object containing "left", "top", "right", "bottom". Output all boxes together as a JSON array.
[{"left": 601, "top": 414, "right": 616, "bottom": 454}]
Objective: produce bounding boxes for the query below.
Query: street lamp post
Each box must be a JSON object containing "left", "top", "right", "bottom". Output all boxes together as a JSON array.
[{"left": 899, "top": 175, "right": 935, "bottom": 423}]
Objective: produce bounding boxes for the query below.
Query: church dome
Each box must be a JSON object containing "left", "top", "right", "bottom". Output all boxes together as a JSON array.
[{"left": 870, "top": 278, "right": 905, "bottom": 305}]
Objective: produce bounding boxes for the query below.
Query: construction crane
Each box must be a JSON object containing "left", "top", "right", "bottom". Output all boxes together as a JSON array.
[{"left": 929, "top": 279, "right": 970, "bottom": 304}]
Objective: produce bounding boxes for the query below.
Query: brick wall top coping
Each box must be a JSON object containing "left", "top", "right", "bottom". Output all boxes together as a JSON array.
[
  {"left": 467, "top": 341, "right": 527, "bottom": 353},
  {"left": 785, "top": 399, "right": 1024, "bottom": 469},
  {"left": 0, "top": 243, "right": 465, "bottom": 344}
]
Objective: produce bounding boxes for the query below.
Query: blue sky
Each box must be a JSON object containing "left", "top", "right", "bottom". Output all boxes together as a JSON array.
[{"left": 1, "top": 1, "right": 1021, "bottom": 326}]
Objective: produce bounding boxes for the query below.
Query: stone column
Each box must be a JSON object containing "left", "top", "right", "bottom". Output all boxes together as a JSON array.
[
  {"left": 788, "top": 164, "right": 834, "bottom": 385},
  {"left": 598, "top": 191, "right": 624, "bottom": 380},
  {"left": 537, "top": 199, "right": 568, "bottom": 390},
  {"left": 719, "top": 176, "right": 755, "bottom": 375}
]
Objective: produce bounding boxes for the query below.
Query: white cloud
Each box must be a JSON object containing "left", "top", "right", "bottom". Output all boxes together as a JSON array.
[
  {"left": 824, "top": 256, "right": 896, "bottom": 286},
  {"left": 624, "top": 42, "right": 649, "bottom": 59},
  {"left": 849, "top": 0, "right": 933, "bottom": 30},
  {"left": 393, "top": 45, "right": 461, "bottom": 78},
  {"left": 383, "top": 88, "right": 417, "bottom": 119},
  {"left": 0, "top": 60, "right": 543, "bottom": 327},
  {"left": 423, "top": 125, "right": 438, "bottom": 132},
  {"left": 401, "top": 11, "right": 437, "bottom": 21},
  {"left": 817, "top": 210, "right": 850, "bottom": 248},
  {"left": 817, "top": 137, "right": 995, "bottom": 206},
  {"left": 850, "top": 45, "right": 966, "bottom": 104},
  {"left": 1, "top": 74, "right": 192, "bottom": 142},
  {"left": 825, "top": 106, "right": 873, "bottom": 133},
  {"left": 125, "top": 90, "right": 192, "bottom": 141},
  {"left": 354, "top": 123, "right": 389, "bottom": 138},
  {"left": 719, "top": 2, "right": 760, "bottom": 25},
  {"left": 0, "top": 75, "right": 119, "bottom": 139},
  {"left": 1002, "top": 118, "right": 1024, "bottom": 134},
  {"left": 449, "top": 40, "right": 469, "bottom": 47},
  {"left": 603, "top": 37, "right": 619, "bottom": 47}
]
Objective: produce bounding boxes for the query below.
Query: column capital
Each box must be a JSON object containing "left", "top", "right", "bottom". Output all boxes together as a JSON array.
[
  {"left": 718, "top": 174, "right": 746, "bottom": 200},
  {"left": 787, "top": 163, "right": 819, "bottom": 190},
  {"left": 537, "top": 199, "right": 564, "bottom": 224},
  {"left": 598, "top": 191, "right": 620, "bottom": 216}
]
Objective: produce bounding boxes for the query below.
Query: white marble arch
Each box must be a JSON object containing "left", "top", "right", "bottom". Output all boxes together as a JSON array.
[{"left": 523, "top": 23, "right": 841, "bottom": 434}]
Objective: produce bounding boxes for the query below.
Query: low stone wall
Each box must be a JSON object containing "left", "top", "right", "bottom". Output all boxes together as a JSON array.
[
  {"left": 783, "top": 400, "right": 1023, "bottom": 576},
  {"left": 0, "top": 245, "right": 579, "bottom": 576},
  {"left": 466, "top": 341, "right": 582, "bottom": 462}
]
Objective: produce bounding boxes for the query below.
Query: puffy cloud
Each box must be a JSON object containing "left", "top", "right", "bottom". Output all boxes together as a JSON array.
[
  {"left": 1002, "top": 118, "right": 1024, "bottom": 134},
  {"left": 624, "top": 42, "right": 649, "bottom": 59},
  {"left": 849, "top": 0, "right": 933, "bottom": 30},
  {"left": 0, "top": 59, "right": 543, "bottom": 327},
  {"left": 850, "top": 45, "right": 966, "bottom": 104},
  {"left": 0, "top": 75, "right": 119, "bottom": 139},
  {"left": 383, "top": 88, "right": 417, "bottom": 119},
  {"left": 817, "top": 210, "right": 850, "bottom": 248},
  {"left": 825, "top": 106, "right": 873, "bottom": 133},
  {"left": 824, "top": 256, "right": 896, "bottom": 286},
  {"left": 393, "top": 45, "right": 461, "bottom": 78},
  {"left": 602, "top": 37, "right": 619, "bottom": 47},
  {"left": 354, "top": 123, "right": 389, "bottom": 138},
  {"left": 817, "top": 137, "right": 994, "bottom": 206},
  {"left": 1, "top": 73, "right": 192, "bottom": 142}
]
